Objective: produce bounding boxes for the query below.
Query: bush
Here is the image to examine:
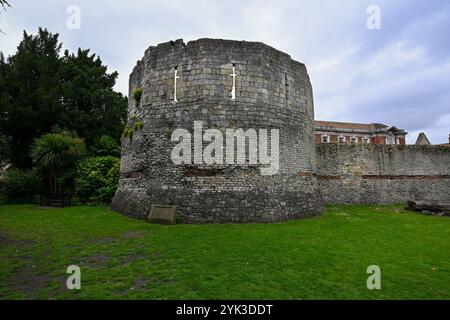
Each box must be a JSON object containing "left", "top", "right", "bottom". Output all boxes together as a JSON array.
[
  {"left": 95, "top": 135, "right": 120, "bottom": 157},
  {"left": 98, "top": 160, "right": 120, "bottom": 203},
  {"left": 134, "top": 121, "right": 144, "bottom": 130},
  {"left": 132, "top": 88, "right": 143, "bottom": 105},
  {"left": 75, "top": 156, "right": 120, "bottom": 203},
  {"left": 1, "top": 169, "right": 41, "bottom": 203},
  {"left": 122, "top": 127, "right": 133, "bottom": 140}
]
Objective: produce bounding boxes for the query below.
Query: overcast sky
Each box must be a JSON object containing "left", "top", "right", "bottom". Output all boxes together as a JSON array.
[{"left": 1, "top": 0, "right": 449, "bottom": 143}]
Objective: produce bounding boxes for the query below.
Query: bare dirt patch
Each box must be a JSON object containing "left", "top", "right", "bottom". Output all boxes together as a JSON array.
[
  {"left": 121, "top": 231, "right": 148, "bottom": 239},
  {"left": 78, "top": 253, "right": 110, "bottom": 269},
  {"left": 132, "top": 275, "right": 147, "bottom": 290},
  {"left": 0, "top": 231, "right": 35, "bottom": 247},
  {"left": 7, "top": 263, "right": 50, "bottom": 299},
  {"left": 88, "top": 237, "right": 116, "bottom": 245},
  {"left": 121, "top": 253, "right": 145, "bottom": 264}
]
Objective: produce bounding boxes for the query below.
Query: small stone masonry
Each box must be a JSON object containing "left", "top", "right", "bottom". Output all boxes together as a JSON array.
[
  {"left": 316, "top": 144, "right": 450, "bottom": 204},
  {"left": 111, "top": 38, "right": 324, "bottom": 223}
]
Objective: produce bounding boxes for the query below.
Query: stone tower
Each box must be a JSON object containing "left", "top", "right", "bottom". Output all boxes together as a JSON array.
[{"left": 111, "top": 38, "right": 324, "bottom": 223}]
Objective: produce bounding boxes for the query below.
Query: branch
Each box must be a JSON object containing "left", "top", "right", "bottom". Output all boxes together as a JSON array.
[
  {"left": 0, "top": 1, "right": 10, "bottom": 10},
  {"left": 0, "top": 0, "right": 10, "bottom": 34}
]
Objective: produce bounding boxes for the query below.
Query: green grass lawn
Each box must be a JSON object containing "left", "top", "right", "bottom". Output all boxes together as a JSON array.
[{"left": 0, "top": 204, "right": 449, "bottom": 300}]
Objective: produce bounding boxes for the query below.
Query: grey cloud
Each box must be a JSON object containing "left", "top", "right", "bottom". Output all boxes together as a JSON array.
[{"left": 1, "top": 0, "right": 449, "bottom": 143}]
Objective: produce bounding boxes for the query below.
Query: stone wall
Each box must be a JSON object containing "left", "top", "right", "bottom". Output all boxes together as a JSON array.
[
  {"left": 111, "top": 39, "right": 324, "bottom": 223},
  {"left": 111, "top": 38, "right": 450, "bottom": 222},
  {"left": 317, "top": 144, "right": 450, "bottom": 204}
]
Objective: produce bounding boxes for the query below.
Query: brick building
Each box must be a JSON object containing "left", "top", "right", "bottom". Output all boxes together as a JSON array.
[{"left": 315, "top": 121, "right": 407, "bottom": 145}]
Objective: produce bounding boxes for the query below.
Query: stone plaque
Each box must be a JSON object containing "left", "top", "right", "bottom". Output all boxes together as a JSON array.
[{"left": 148, "top": 205, "right": 177, "bottom": 225}]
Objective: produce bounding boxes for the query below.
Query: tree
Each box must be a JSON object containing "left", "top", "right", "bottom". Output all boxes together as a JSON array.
[
  {"left": 60, "top": 48, "right": 127, "bottom": 147},
  {"left": 94, "top": 135, "right": 121, "bottom": 157},
  {"left": 0, "top": 27, "right": 127, "bottom": 168},
  {"left": 0, "top": 134, "right": 9, "bottom": 162},
  {"left": 31, "top": 131, "right": 85, "bottom": 195},
  {"left": 0, "top": 50, "right": 10, "bottom": 163},
  {"left": 0, "top": 28, "right": 63, "bottom": 168}
]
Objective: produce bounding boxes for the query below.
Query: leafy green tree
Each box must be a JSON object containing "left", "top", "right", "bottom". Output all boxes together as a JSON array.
[
  {"left": 0, "top": 28, "right": 63, "bottom": 168},
  {"left": 94, "top": 135, "right": 121, "bottom": 157},
  {"left": 0, "top": 134, "right": 9, "bottom": 162},
  {"left": 0, "top": 28, "right": 127, "bottom": 168},
  {"left": 60, "top": 48, "right": 127, "bottom": 147},
  {"left": 31, "top": 131, "right": 86, "bottom": 195}
]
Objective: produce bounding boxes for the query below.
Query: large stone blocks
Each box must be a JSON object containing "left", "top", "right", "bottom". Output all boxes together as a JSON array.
[{"left": 111, "top": 38, "right": 324, "bottom": 223}]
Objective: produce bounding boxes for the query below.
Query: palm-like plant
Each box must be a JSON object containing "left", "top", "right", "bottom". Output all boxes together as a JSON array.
[{"left": 31, "top": 132, "right": 86, "bottom": 194}]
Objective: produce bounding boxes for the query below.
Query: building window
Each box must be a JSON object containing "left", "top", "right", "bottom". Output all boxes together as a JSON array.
[
  {"left": 173, "top": 66, "right": 180, "bottom": 102},
  {"left": 230, "top": 63, "right": 237, "bottom": 100},
  {"left": 363, "top": 137, "right": 369, "bottom": 144},
  {"left": 338, "top": 135, "right": 345, "bottom": 143},
  {"left": 322, "top": 135, "right": 329, "bottom": 143},
  {"left": 387, "top": 134, "right": 394, "bottom": 145},
  {"left": 350, "top": 137, "right": 357, "bottom": 144}
]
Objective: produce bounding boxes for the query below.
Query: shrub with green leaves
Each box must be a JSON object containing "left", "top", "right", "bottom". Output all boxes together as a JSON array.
[
  {"left": 134, "top": 121, "right": 144, "bottom": 130},
  {"left": 1, "top": 168, "right": 41, "bottom": 203},
  {"left": 98, "top": 160, "right": 120, "bottom": 203},
  {"left": 122, "top": 127, "right": 133, "bottom": 140},
  {"left": 95, "top": 135, "right": 120, "bottom": 156},
  {"left": 132, "top": 88, "right": 143, "bottom": 105},
  {"left": 75, "top": 156, "right": 120, "bottom": 203}
]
